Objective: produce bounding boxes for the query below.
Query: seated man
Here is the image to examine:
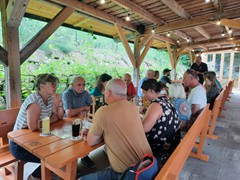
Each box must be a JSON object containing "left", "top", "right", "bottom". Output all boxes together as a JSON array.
[
  {"left": 181, "top": 69, "right": 207, "bottom": 131},
  {"left": 62, "top": 76, "right": 92, "bottom": 117},
  {"left": 122, "top": 73, "right": 137, "bottom": 101},
  {"left": 62, "top": 76, "right": 94, "bottom": 167},
  {"left": 81, "top": 79, "right": 152, "bottom": 179}
]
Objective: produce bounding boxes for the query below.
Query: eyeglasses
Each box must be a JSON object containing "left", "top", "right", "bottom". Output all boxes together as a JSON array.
[{"left": 45, "top": 82, "right": 58, "bottom": 88}]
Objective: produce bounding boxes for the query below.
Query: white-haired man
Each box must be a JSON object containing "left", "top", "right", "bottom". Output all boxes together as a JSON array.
[
  {"left": 137, "top": 69, "right": 155, "bottom": 98},
  {"left": 80, "top": 79, "right": 152, "bottom": 179}
]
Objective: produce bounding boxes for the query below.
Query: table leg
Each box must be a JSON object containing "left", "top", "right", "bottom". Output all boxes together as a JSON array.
[
  {"left": 65, "top": 160, "right": 78, "bottom": 180},
  {"left": 41, "top": 159, "right": 51, "bottom": 180}
]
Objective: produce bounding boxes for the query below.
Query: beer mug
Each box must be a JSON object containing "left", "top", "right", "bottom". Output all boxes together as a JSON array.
[{"left": 40, "top": 116, "right": 51, "bottom": 136}]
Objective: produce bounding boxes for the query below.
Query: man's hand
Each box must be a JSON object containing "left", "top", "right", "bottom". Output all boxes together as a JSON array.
[{"left": 81, "top": 129, "right": 89, "bottom": 141}]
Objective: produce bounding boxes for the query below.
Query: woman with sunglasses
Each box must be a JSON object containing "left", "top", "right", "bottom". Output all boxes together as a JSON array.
[{"left": 10, "top": 73, "right": 64, "bottom": 180}]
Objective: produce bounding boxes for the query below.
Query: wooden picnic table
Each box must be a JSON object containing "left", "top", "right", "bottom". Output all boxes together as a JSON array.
[{"left": 7, "top": 118, "right": 103, "bottom": 180}]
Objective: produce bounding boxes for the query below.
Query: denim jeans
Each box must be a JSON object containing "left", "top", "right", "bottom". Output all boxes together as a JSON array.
[
  {"left": 9, "top": 140, "right": 41, "bottom": 178},
  {"left": 80, "top": 166, "right": 122, "bottom": 180}
]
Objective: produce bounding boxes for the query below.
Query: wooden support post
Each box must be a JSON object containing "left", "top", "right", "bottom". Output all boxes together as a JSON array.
[
  {"left": 219, "top": 53, "right": 224, "bottom": 82},
  {"left": 229, "top": 52, "right": 234, "bottom": 81},
  {"left": 188, "top": 50, "right": 194, "bottom": 66},
  {"left": 1, "top": 0, "right": 22, "bottom": 108},
  {"left": 166, "top": 42, "right": 175, "bottom": 68},
  {"left": 212, "top": 53, "right": 216, "bottom": 71},
  {"left": 133, "top": 35, "right": 140, "bottom": 87}
]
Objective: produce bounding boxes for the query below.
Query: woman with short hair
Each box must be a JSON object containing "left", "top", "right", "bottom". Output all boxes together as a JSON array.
[{"left": 10, "top": 73, "right": 64, "bottom": 180}]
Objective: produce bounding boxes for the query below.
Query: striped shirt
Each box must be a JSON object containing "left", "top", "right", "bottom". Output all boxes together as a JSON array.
[{"left": 14, "top": 92, "right": 53, "bottom": 130}]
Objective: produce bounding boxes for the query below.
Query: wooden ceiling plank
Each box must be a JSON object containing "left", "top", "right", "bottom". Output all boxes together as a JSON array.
[
  {"left": 0, "top": 45, "right": 8, "bottom": 66},
  {"left": 20, "top": 7, "right": 74, "bottom": 64},
  {"left": 153, "top": 8, "right": 240, "bottom": 34},
  {"left": 138, "top": 38, "right": 154, "bottom": 66},
  {"left": 194, "top": 26, "right": 211, "bottom": 39},
  {"left": 50, "top": 0, "right": 136, "bottom": 31},
  {"left": 174, "top": 30, "right": 192, "bottom": 42},
  {"left": 73, "top": 18, "right": 89, "bottom": 26},
  {"left": 6, "top": 0, "right": 30, "bottom": 27},
  {"left": 112, "top": 0, "right": 163, "bottom": 25},
  {"left": 160, "top": 0, "right": 190, "bottom": 19},
  {"left": 114, "top": 24, "right": 136, "bottom": 68}
]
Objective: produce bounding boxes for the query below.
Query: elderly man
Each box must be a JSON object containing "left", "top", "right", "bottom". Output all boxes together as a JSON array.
[
  {"left": 137, "top": 69, "right": 155, "bottom": 98},
  {"left": 62, "top": 76, "right": 92, "bottom": 117},
  {"left": 182, "top": 69, "right": 207, "bottom": 130},
  {"left": 62, "top": 76, "right": 95, "bottom": 167},
  {"left": 81, "top": 79, "right": 152, "bottom": 179},
  {"left": 190, "top": 56, "right": 208, "bottom": 84},
  {"left": 122, "top": 73, "right": 136, "bottom": 101}
]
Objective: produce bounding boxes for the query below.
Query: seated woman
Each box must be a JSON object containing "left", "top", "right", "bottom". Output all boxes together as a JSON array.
[
  {"left": 141, "top": 79, "right": 181, "bottom": 168},
  {"left": 90, "top": 73, "right": 112, "bottom": 97},
  {"left": 168, "top": 83, "right": 191, "bottom": 123},
  {"left": 9, "top": 73, "right": 64, "bottom": 180},
  {"left": 204, "top": 74, "right": 220, "bottom": 110}
]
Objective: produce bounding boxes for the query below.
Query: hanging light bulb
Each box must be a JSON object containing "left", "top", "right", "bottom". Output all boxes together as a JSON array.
[
  {"left": 217, "top": 19, "right": 221, "bottom": 25},
  {"left": 205, "top": 0, "right": 210, "bottom": 2},
  {"left": 100, "top": 0, "right": 105, "bottom": 4},
  {"left": 177, "top": 39, "right": 180, "bottom": 43},
  {"left": 235, "top": 47, "right": 238, "bottom": 51},
  {"left": 167, "top": 32, "right": 170, "bottom": 37},
  {"left": 151, "top": 28, "right": 155, "bottom": 33},
  {"left": 125, "top": 14, "right": 130, "bottom": 21},
  {"left": 228, "top": 28, "right": 232, "bottom": 34},
  {"left": 221, "top": 30, "right": 225, "bottom": 37},
  {"left": 230, "top": 35, "right": 233, "bottom": 40},
  {"left": 187, "top": 37, "right": 190, "bottom": 42}
]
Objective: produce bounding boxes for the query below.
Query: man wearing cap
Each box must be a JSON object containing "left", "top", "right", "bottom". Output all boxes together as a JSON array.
[{"left": 160, "top": 68, "right": 172, "bottom": 85}]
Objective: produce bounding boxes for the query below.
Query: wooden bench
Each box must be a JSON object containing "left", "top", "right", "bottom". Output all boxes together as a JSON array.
[
  {"left": 0, "top": 107, "right": 24, "bottom": 180},
  {"left": 155, "top": 104, "right": 211, "bottom": 179},
  {"left": 206, "top": 89, "right": 225, "bottom": 140}
]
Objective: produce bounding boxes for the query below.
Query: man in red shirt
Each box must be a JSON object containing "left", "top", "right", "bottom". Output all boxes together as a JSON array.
[{"left": 122, "top": 73, "right": 137, "bottom": 101}]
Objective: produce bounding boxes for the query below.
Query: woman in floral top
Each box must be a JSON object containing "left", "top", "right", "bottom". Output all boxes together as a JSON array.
[{"left": 141, "top": 79, "right": 181, "bottom": 168}]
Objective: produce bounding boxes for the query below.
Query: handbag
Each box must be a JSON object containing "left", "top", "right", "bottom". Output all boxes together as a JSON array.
[{"left": 120, "top": 154, "right": 159, "bottom": 180}]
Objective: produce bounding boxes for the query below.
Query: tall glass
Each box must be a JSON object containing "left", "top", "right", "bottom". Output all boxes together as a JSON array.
[
  {"left": 40, "top": 116, "right": 50, "bottom": 136},
  {"left": 71, "top": 119, "right": 82, "bottom": 141}
]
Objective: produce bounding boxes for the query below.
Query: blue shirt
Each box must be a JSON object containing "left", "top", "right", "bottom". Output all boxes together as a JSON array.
[
  {"left": 137, "top": 77, "right": 148, "bottom": 97},
  {"left": 215, "top": 79, "right": 222, "bottom": 90},
  {"left": 62, "top": 87, "right": 92, "bottom": 111},
  {"left": 160, "top": 75, "right": 171, "bottom": 85}
]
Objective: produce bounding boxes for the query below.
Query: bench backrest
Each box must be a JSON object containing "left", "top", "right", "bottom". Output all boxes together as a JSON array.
[
  {"left": 0, "top": 107, "right": 20, "bottom": 146},
  {"left": 155, "top": 104, "right": 210, "bottom": 180}
]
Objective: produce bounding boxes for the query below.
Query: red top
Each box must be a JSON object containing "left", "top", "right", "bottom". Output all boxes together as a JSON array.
[{"left": 127, "top": 82, "right": 137, "bottom": 96}]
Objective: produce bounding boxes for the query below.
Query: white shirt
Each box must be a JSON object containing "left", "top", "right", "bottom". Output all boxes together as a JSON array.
[{"left": 187, "top": 85, "right": 207, "bottom": 110}]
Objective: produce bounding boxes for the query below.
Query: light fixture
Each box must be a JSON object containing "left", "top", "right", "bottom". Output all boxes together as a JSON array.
[
  {"left": 187, "top": 37, "right": 190, "bottom": 42},
  {"left": 235, "top": 47, "right": 238, "bottom": 51},
  {"left": 125, "top": 14, "right": 130, "bottom": 21},
  {"left": 230, "top": 35, "right": 233, "bottom": 40},
  {"left": 205, "top": 0, "right": 210, "bottom": 2},
  {"left": 221, "top": 30, "right": 225, "bottom": 37},
  {"left": 216, "top": 19, "right": 221, "bottom": 25},
  {"left": 167, "top": 32, "right": 170, "bottom": 37},
  {"left": 100, "top": 0, "right": 105, "bottom": 4},
  {"left": 228, "top": 28, "right": 232, "bottom": 34},
  {"left": 151, "top": 28, "right": 155, "bottom": 33},
  {"left": 177, "top": 39, "right": 180, "bottom": 43},
  {"left": 192, "top": 49, "right": 194, "bottom": 52}
]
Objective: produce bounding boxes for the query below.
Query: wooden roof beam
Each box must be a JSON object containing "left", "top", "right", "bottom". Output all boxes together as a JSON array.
[
  {"left": 205, "top": 47, "right": 238, "bottom": 53},
  {"left": 152, "top": 8, "right": 240, "bottom": 34},
  {"left": 138, "top": 38, "right": 154, "bottom": 66},
  {"left": 20, "top": 7, "right": 74, "bottom": 64},
  {"left": 215, "top": 19, "right": 240, "bottom": 29},
  {"left": 161, "top": 0, "right": 212, "bottom": 40},
  {"left": 139, "top": 33, "right": 155, "bottom": 50},
  {"left": 114, "top": 24, "right": 136, "bottom": 68},
  {"left": 50, "top": 0, "right": 136, "bottom": 31},
  {"left": 154, "top": 34, "right": 177, "bottom": 45},
  {"left": 6, "top": 0, "right": 29, "bottom": 27},
  {"left": 112, "top": 0, "right": 163, "bottom": 25},
  {"left": 183, "top": 35, "right": 240, "bottom": 48},
  {"left": 0, "top": 45, "right": 8, "bottom": 66}
]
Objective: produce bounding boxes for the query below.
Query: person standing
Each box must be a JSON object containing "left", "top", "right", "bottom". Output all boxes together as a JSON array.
[
  {"left": 160, "top": 68, "right": 172, "bottom": 85},
  {"left": 190, "top": 56, "right": 208, "bottom": 84}
]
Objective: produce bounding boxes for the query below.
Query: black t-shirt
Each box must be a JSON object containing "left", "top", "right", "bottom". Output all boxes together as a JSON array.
[
  {"left": 190, "top": 62, "right": 208, "bottom": 84},
  {"left": 160, "top": 76, "right": 171, "bottom": 85}
]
